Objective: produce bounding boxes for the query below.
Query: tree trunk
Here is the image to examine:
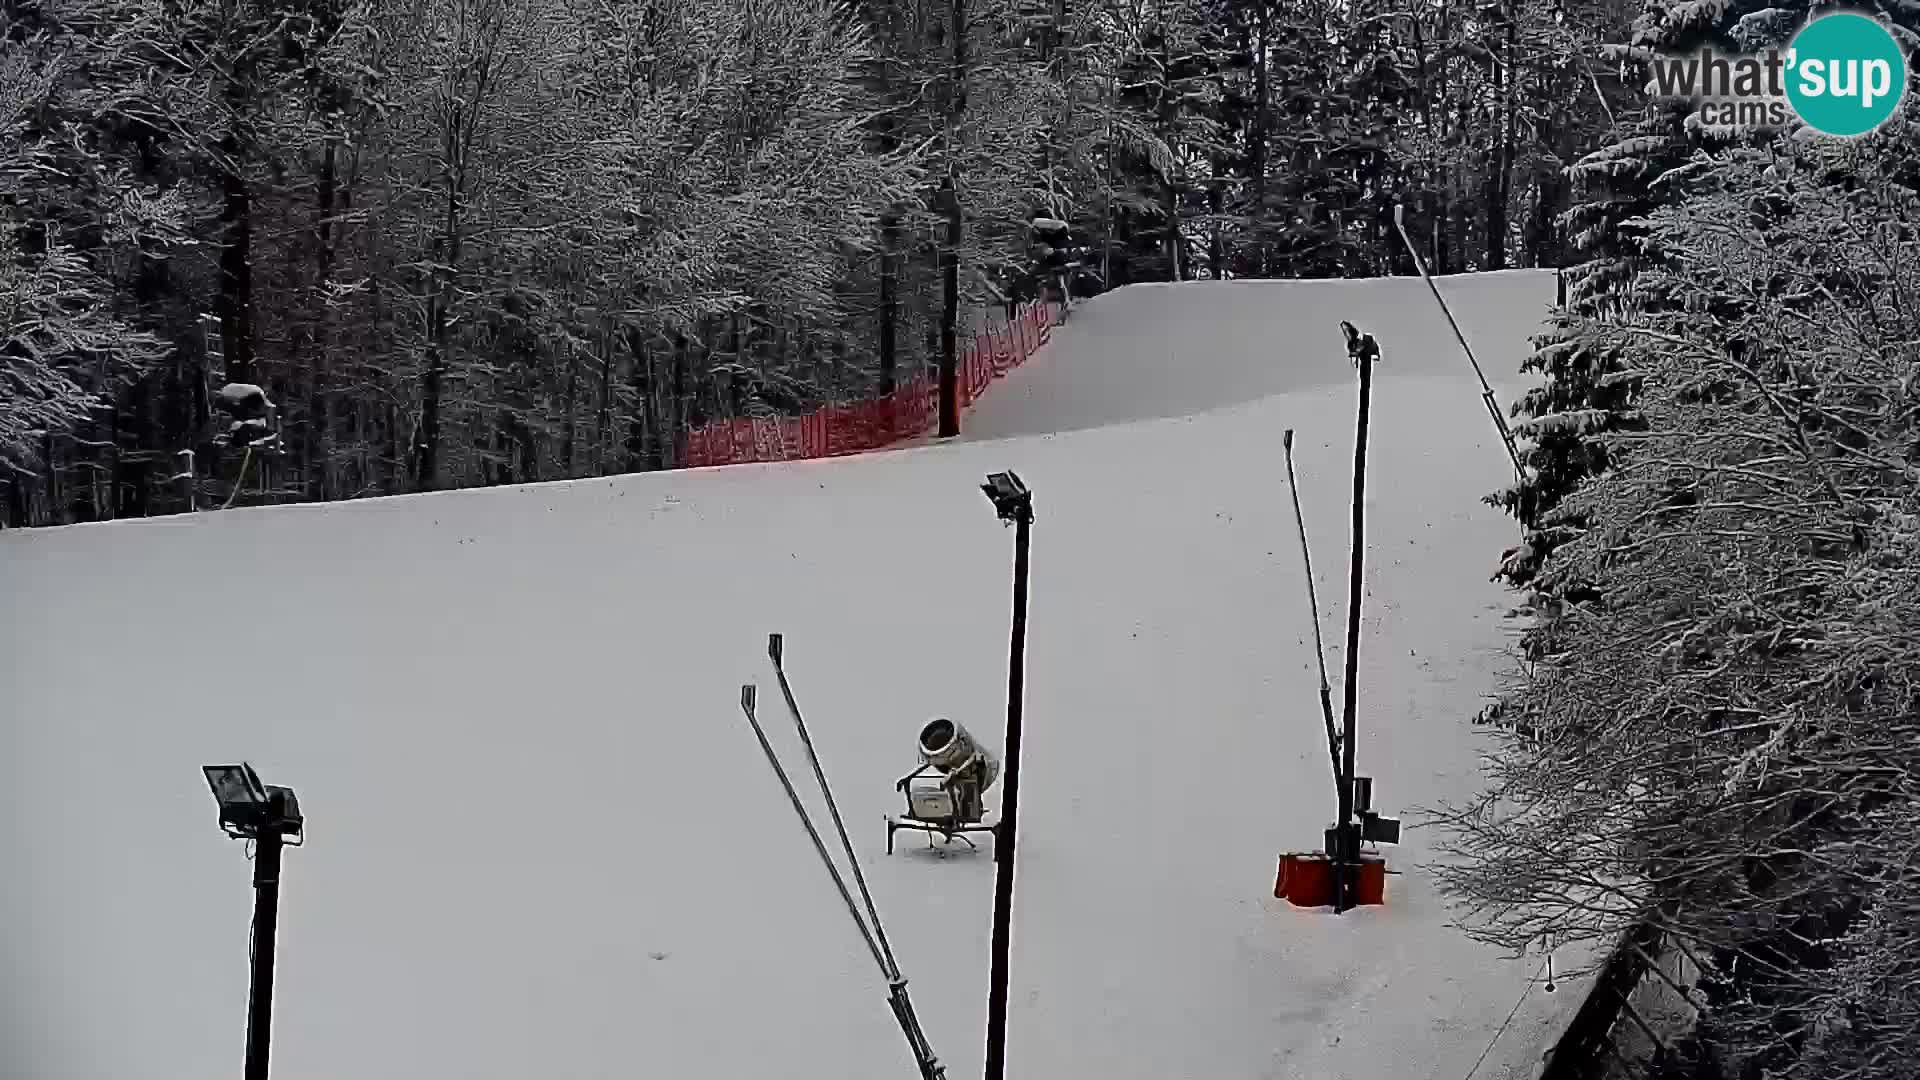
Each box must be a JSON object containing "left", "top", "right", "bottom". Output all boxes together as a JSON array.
[
  {"left": 940, "top": 174, "right": 962, "bottom": 438},
  {"left": 416, "top": 147, "right": 465, "bottom": 491},
  {"left": 1252, "top": 1, "right": 1270, "bottom": 274},
  {"left": 880, "top": 213, "right": 899, "bottom": 396},
  {"left": 594, "top": 321, "right": 615, "bottom": 473},
  {"left": 307, "top": 132, "right": 340, "bottom": 501},
  {"left": 1208, "top": 162, "right": 1225, "bottom": 279},
  {"left": 670, "top": 332, "right": 690, "bottom": 466},
  {"left": 1484, "top": 16, "right": 1515, "bottom": 272},
  {"left": 938, "top": 0, "right": 966, "bottom": 439},
  {"left": 637, "top": 322, "right": 660, "bottom": 466},
  {"left": 216, "top": 123, "right": 255, "bottom": 387},
  {"left": 561, "top": 334, "right": 578, "bottom": 475}
]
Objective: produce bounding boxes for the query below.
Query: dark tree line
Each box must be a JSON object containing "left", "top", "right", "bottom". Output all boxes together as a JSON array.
[{"left": 2, "top": 0, "right": 1629, "bottom": 526}]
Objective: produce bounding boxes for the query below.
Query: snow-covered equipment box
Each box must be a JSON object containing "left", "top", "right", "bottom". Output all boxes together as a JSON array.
[{"left": 886, "top": 718, "right": 1000, "bottom": 854}]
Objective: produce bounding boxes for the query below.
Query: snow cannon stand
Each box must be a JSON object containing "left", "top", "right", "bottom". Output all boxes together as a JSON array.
[
  {"left": 1276, "top": 776, "right": 1400, "bottom": 909},
  {"left": 886, "top": 718, "right": 1000, "bottom": 854}
]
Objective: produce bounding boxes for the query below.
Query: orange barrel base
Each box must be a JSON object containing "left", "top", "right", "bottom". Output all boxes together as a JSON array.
[
  {"left": 1275, "top": 853, "right": 1388, "bottom": 907},
  {"left": 1275, "top": 853, "right": 1334, "bottom": 907},
  {"left": 1353, "top": 855, "right": 1387, "bottom": 906}
]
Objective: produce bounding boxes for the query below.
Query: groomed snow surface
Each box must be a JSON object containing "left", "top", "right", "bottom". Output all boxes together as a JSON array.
[{"left": 2, "top": 269, "right": 1587, "bottom": 1080}]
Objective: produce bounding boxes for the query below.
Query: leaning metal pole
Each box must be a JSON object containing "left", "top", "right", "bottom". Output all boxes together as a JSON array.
[
  {"left": 1391, "top": 204, "right": 1524, "bottom": 480},
  {"left": 769, "top": 633, "right": 903, "bottom": 976},
  {"left": 766, "top": 635, "right": 946, "bottom": 1080},
  {"left": 982, "top": 488, "right": 1033, "bottom": 1080},
  {"left": 1333, "top": 323, "right": 1379, "bottom": 914},
  {"left": 738, "top": 686, "right": 945, "bottom": 1079},
  {"left": 737, "top": 685, "right": 887, "bottom": 971},
  {"left": 1282, "top": 429, "right": 1344, "bottom": 801}
]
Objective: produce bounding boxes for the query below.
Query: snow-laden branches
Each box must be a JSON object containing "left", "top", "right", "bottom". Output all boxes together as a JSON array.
[{"left": 1444, "top": 123, "right": 1920, "bottom": 1079}]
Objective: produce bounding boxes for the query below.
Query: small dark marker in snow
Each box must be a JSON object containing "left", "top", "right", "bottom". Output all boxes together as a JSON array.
[{"left": 649, "top": 952, "right": 669, "bottom": 961}]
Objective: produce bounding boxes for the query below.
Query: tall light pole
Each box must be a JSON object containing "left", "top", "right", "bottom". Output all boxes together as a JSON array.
[
  {"left": 980, "top": 470, "right": 1032, "bottom": 1080},
  {"left": 203, "top": 763, "right": 303, "bottom": 1080},
  {"left": 1332, "top": 323, "right": 1376, "bottom": 913}
]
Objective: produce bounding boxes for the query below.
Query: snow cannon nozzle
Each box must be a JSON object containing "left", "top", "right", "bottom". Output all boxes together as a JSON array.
[
  {"left": 740, "top": 684, "right": 756, "bottom": 712},
  {"left": 767, "top": 633, "right": 784, "bottom": 666},
  {"left": 1284, "top": 429, "right": 1294, "bottom": 451},
  {"left": 1394, "top": 203, "right": 1405, "bottom": 227},
  {"left": 917, "top": 718, "right": 1000, "bottom": 795}
]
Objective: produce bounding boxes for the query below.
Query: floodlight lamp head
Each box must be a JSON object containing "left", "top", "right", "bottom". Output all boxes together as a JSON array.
[
  {"left": 981, "top": 470, "right": 1032, "bottom": 524},
  {"left": 1340, "top": 322, "right": 1380, "bottom": 368},
  {"left": 203, "top": 763, "right": 302, "bottom": 841}
]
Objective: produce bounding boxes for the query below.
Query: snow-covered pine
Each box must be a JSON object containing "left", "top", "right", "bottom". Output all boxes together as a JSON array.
[{"left": 1509, "top": 408, "right": 1611, "bottom": 440}]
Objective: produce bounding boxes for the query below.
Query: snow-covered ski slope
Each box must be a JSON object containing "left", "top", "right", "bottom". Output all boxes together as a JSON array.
[{"left": 2, "top": 269, "right": 1583, "bottom": 1080}]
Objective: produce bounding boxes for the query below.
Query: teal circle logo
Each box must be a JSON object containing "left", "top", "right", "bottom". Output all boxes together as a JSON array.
[{"left": 1785, "top": 13, "right": 1909, "bottom": 137}]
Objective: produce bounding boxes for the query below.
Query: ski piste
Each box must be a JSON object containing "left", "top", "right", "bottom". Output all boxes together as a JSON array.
[{"left": 752, "top": 634, "right": 948, "bottom": 1080}]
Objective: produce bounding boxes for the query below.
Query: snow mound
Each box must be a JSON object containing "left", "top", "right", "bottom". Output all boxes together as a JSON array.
[{"left": 965, "top": 269, "right": 1554, "bottom": 440}]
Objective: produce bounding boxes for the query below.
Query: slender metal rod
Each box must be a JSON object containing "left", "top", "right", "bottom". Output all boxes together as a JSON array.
[
  {"left": 740, "top": 683, "right": 947, "bottom": 1080},
  {"left": 1391, "top": 205, "right": 1524, "bottom": 479},
  {"left": 1282, "top": 430, "right": 1344, "bottom": 799},
  {"left": 736, "top": 686, "right": 888, "bottom": 974},
  {"left": 983, "top": 506, "right": 1032, "bottom": 1080},
  {"left": 768, "top": 633, "right": 902, "bottom": 978},
  {"left": 1334, "top": 325, "right": 1378, "bottom": 914}
]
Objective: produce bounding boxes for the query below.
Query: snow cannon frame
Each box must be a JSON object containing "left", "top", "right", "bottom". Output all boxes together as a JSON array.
[{"left": 886, "top": 718, "right": 999, "bottom": 854}]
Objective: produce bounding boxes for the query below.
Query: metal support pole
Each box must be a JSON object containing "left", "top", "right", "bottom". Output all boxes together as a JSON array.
[
  {"left": 983, "top": 499, "right": 1032, "bottom": 1080},
  {"left": 770, "top": 634, "right": 903, "bottom": 977},
  {"left": 767, "top": 636, "right": 947, "bottom": 1080},
  {"left": 1333, "top": 323, "right": 1378, "bottom": 914},
  {"left": 1282, "top": 429, "right": 1343, "bottom": 800},
  {"left": 1391, "top": 204, "right": 1524, "bottom": 480},
  {"left": 245, "top": 828, "right": 284, "bottom": 1080},
  {"left": 736, "top": 686, "right": 888, "bottom": 974}
]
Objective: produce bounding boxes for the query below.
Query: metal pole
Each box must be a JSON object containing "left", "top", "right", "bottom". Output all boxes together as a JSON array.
[
  {"left": 745, "top": 672, "right": 948, "bottom": 1080},
  {"left": 1390, "top": 205, "right": 1524, "bottom": 480},
  {"left": 983, "top": 504, "right": 1032, "bottom": 1080},
  {"left": 769, "top": 634, "right": 903, "bottom": 978},
  {"left": 245, "top": 829, "right": 284, "bottom": 1080},
  {"left": 736, "top": 686, "right": 889, "bottom": 975},
  {"left": 1333, "top": 323, "right": 1378, "bottom": 914},
  {"left": 1282, "top": 430, "right": 1343, "bottom": 799}
]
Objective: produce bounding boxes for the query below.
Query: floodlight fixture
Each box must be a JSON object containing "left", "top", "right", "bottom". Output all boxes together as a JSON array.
[
  {"left": 202, "top": 762, "right": 303, "bottom": 1080},
  {"left": 980, "top": 470, "right": 1031, "bottom": 524},
  {"left": 203, "top": 763, "right": 303, "bottom": 843}
]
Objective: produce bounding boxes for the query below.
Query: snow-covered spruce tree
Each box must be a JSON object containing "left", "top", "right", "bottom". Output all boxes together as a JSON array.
[
  {"left": 1484, "top": 0, "right": 1916, "bottom": 591},
  {"left": 1439, "top": 119, "right": 1920, "bottom": 1078}
]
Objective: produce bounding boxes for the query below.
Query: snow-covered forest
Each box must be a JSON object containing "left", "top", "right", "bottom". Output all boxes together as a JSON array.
[{"left": 3, "top": 0, "right": 1624, "bottom": 521}]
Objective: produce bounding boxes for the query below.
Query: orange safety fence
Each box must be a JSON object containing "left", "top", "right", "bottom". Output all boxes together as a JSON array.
[{"left": 682, "top": 300, "right": 1055, "bottom": 469}]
